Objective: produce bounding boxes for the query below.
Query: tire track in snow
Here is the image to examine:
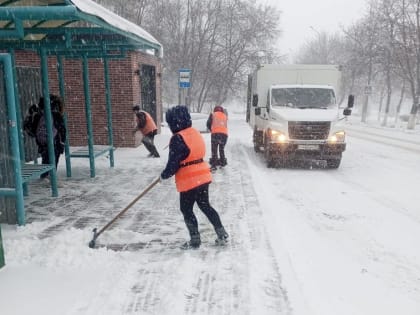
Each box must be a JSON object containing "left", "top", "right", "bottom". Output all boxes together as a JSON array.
[
  {"left": 180, "top": 160, "right": 248, "bottom": 315},
  {"left": 232, "top": 141, "right": 292, "bottom": 314}
]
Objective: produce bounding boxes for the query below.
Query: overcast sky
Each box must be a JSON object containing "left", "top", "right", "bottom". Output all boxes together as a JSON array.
[{"left": 261, "top": 0, "right": 368, "bottom": 61}]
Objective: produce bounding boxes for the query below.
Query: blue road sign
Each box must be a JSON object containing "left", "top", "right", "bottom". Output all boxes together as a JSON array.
[{"left": 179, "top": 68, "right": 191, "bottom": 88}]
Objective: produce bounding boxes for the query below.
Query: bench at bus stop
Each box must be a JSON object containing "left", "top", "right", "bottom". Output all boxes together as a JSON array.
[{"left": 67, "top": 145, "right": 114, "bottom": 178}]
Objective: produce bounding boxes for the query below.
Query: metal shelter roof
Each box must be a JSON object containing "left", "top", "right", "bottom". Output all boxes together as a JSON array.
[{"left": 0, "top": 0, "right": 163, "bottom": 58}]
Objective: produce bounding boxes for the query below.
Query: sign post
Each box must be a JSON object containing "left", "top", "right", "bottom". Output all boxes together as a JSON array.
[{"left": 178, "top": 68, "right": 191, "bottom": 106}]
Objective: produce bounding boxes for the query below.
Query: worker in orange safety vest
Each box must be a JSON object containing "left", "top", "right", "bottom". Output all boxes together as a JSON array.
[
  {"left": 132, "top": 105, "right": 160, "bottom": 158},
  {"left": 206, "top": 105, "right": 228, "bottom": 170},
  {"left": 160, "top": 105, "right": 229, "bottom": 249}
]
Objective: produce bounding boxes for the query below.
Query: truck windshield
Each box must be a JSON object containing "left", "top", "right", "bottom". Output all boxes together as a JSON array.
[{"left": 271, "top": 88, "right": 336, "bottom": 109}]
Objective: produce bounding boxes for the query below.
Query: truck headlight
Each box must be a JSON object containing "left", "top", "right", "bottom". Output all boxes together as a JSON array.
[
  {"left": 269, "top": 130, "right": 287, "bottom": 143},
  {"left": 328, "top": 131, "right": 345, "bottom": 143}
]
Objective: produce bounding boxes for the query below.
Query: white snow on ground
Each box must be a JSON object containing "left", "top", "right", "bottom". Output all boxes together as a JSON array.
[{"left": 1, "top": 105, "right": 420, "bottom": 315}]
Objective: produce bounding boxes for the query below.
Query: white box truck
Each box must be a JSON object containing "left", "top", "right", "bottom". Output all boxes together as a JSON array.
[{"left": 246, "top": 64, "right": 354, "bottom": 168}]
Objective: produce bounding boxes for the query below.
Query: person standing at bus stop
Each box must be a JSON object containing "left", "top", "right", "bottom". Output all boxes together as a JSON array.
[
  {"left": 132, "top": 105, "right": 160, "bottom": 158},
  {"left": 32, "top": 95, "right": 66, "bottom": 180}
]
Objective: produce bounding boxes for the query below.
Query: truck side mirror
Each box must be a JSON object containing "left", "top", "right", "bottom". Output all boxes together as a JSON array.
[
  {"left": 255, "top": 108, "right": 261, "bottom": 116},
  {"left": 347, "top": 95, "right": 354, "bottom": 108},
  {"left": 252, "top": 94, "right": 258, "bottom": 107},
  {"left": 343, "top": 108, "right": 352, "bottom": 116}
]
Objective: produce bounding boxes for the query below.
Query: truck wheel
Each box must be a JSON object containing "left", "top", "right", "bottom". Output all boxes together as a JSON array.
[
  {"left": 326, "top": 158, "right": 341, "bottom": 169},
  {"left": 277, "top": 154, "right": 286, "bottom": 168},
  {"left": 253, "top": 129, "right": 263, "bottom": 153}
]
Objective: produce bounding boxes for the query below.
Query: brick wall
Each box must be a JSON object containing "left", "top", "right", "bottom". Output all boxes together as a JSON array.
[{"left": 14, "top": 50, "right": 162, "bottom": 147}]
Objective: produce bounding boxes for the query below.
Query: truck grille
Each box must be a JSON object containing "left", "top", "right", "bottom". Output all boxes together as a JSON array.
[{"left": 288, "top": 121, "right": 331, "bottom": 140}]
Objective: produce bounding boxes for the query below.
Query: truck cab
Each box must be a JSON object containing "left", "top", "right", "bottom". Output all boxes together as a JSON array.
[{"left": 246, "top": 64, "right": 354, "bottom": 168}]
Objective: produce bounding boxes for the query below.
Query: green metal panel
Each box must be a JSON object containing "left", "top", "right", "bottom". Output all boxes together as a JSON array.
[
  {"left": 0, "top": 63, "right": 16, "bottom": 224},
  {"left": 8, "top": 50, "right": 24, "bottom": 163},
  {"left": 0, "top": 6, "right": 79, "bottom": 21}
]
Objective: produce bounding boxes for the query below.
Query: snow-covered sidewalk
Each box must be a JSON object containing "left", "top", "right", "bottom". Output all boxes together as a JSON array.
[{"left": 0, "top": 117, "right": 290, "bottom": 315}]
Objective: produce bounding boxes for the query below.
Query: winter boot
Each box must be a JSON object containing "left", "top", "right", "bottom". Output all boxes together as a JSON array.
[
  {"left": 180, "top": 233, "right": 201, "bottom": 250},
  {"left": 215, "top": 227, "right": 229, "bottom": 245},
  {"left": 209, "top": 157, "right": 219, "bottom": 170},
  {"left": 219, "top": 158, "right": 227, "bottom": 167}
]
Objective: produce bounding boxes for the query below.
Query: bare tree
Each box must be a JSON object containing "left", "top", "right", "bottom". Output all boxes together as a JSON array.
[
  {"left": 372, "top": 0, "right": 400, "bottom": 127},
  {"left": 94, "top": 0, "right": 281, "bottom": 112},
  {"left": 295, "top": 31, "right": 339, "bottom": 65},
  {"left": 94, "top": 0, "right": 152, "bottom": 25},
  {"left": 393, "top": 0, "right": 420, "bottom": 129},
  {"left": 295, "top": 32, "right": 353, "bottom": 104}
]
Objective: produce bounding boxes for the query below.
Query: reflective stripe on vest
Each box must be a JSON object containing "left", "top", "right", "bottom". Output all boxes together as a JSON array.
[
  {"left": 175, "top": 127, "right": 212, "bottom": 192},
  {"left": 211, "top": 111, "right": 228, "bottom": 134},
  {"left": 139, "top": 111, "right": 157, "bottom": 135}
]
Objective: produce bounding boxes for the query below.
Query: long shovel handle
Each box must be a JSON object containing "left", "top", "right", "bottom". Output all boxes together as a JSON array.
[{"left": 93, "top": 176, "right": 161, "bottom": 240}]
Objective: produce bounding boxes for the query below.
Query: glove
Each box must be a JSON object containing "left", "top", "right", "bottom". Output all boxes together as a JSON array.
[{"left": 160, "top": 172, "right": 169, "bottom": 181}]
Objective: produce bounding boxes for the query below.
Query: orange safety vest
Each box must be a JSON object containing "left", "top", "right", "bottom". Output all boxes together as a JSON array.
[
  {"left": 175, "top": 127, "right": 212, "bottom": 192},
  {"left": 211, "top": 111, "right": 228, "bottom": 135},
  {"left": 138, "top": 111, "right": 157, "bottom": 135}
]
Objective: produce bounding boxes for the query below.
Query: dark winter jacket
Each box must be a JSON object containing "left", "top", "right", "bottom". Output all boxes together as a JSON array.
[
  {"left": 206, "top": 114, "right": 212, "bottom": 131},
  {"left": 161, "top": 106, "right": 193, "bottom": 179},
  {"left": 136, "top": 111, "right": 147, "bottom": 129},
  {"left": 32, "top": 110, "right": 66, "bottom": 153}
]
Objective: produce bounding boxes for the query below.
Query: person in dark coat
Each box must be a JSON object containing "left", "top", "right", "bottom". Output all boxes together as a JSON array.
[
  {"left": 32, "top": 95, "right": 66, "bottom": 179},
  {"left": 132, "top": 105, "right": 160, "bottom": 158},
  {"left": 160, "top": 105, "right": 229, "bottom": 249},
  {"left": 206, "top": 105, "right": 228, "bottom": 170}
]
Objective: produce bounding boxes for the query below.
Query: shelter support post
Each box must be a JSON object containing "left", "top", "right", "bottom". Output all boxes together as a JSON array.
[
  {"left": 82, "top": 54, "right": 96, "bottom": 178},
  {"left": 40, "top": 48, "right": 58, "bottom": 197},
  {"left": 8, "top": 49, "right": 28, "bottom": 196},
  {"left": 0, "top": 53, "right": 25, "bottom": 225},
  {"left": 8, "top": 49, "right": 25, "bottom": 163},
  {"left": 57, "top": 55, "right": 72, "bottom": 177},
  {"left": 103, "top": 57, "right": 114, "bottom": 168}
]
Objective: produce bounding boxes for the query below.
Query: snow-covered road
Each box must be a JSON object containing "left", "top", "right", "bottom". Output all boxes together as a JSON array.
[
  {"left": 1, "top": 112, "right": 419, "bottom": 315},
  {"left": 234, "top": 117, "right": 420, "bottom": 315}
]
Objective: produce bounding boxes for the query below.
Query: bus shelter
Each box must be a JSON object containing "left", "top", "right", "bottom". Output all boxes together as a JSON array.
[{"left": 0, "top": 0, "right": 162, "bottom": 226}]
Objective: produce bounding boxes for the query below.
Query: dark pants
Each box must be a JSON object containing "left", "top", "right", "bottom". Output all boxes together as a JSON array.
[
  {"left": 179, "top": 183, "right": 223, "bottom": 236},
  {"left": 38, "top": 143, "right": 62, "bottom": 178},
  {"left": 142, "top": 130, "right": 159, "bottom": 157},
  {"left": 210, "top": 133, "right": 228, "bottom": 166}
]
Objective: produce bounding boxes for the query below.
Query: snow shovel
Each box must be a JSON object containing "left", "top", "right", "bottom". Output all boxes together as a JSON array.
[{"left": 88, "top": 176, "right": 161, "bottom": 248}]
